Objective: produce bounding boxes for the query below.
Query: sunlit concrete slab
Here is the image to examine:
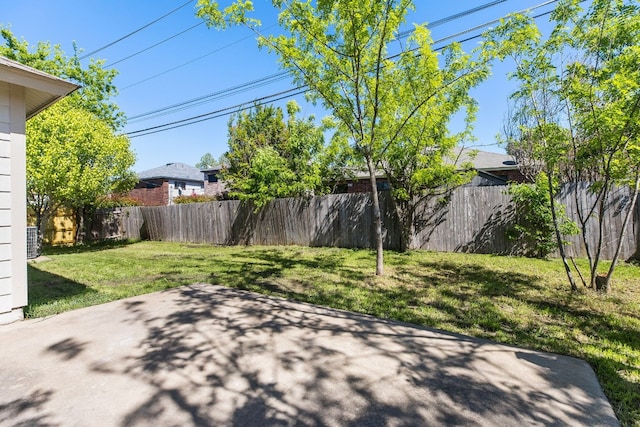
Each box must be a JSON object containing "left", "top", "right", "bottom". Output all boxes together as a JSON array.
[{"left": 0, "top": 284, "right": 618, "bottom": 426}]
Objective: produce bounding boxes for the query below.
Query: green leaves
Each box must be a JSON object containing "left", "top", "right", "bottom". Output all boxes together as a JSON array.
[
  {"left": 0, "top": 27, "right": 124, "bottom": 130},
  {"left": 492, "top": 0, "right": 640, "bottom": 291},
  {"left": 507, "top": 173, "right": 578, "bottom": 258},
  {"left": 197, "top": 0, "right": 492, "bottom": 257},
  {"left": 26, "top": 100, "right": 136, "bottom": 219},
  {"left": 2, "top": 27, "right": 135, "bottom": 236},
  {"left": 224, "top": 102, "right": 327, "bottom": 207}
]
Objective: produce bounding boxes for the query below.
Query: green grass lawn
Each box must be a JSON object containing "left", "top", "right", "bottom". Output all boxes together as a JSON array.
[{"left": 28, "top": 240, "right": 640, "bottom": 426}]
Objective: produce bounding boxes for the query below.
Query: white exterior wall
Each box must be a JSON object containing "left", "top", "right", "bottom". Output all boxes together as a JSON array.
[
  {"left": 168, "top": 180, "right": 205, "bottom": 205},
  {"left": 0, "top": 82, "right": 26, "bottom": 324}
]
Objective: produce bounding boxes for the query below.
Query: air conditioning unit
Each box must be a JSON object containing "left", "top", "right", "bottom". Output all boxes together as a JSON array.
[{"left": 27, "top": 226, "right": 40, "bottom": 259}]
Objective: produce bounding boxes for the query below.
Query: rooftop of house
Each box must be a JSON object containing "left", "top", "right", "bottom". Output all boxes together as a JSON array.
[
  {"left": 201, "top": 165, "right": 224, "bottom": 173},
  {"left": 138, "top": 162, "right": 204, "bottom": 182},
  {"left": 453, "top": 147, "right": 518, "bottom": 171},
  {"left": 345, "top": 147, "right": 518, "bottom": 180}
]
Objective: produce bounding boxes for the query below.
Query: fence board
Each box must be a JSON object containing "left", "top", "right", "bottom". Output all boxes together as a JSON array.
[{"left": 96, "top": 184, "right": 639, "bottom": 260}]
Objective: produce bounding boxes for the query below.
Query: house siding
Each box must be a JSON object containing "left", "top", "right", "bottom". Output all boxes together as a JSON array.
[
  {"left": 168, "top": 179, "right": 204, "bottom": 204},
  {"left": 0, "top": 82, "right": 12, "bottom": 316},
  {"left": 203, "top": 170, "right": 227, "bottom": 197},
  {"left": 0, "top": 82, "right": 27, "bottom": 322}
]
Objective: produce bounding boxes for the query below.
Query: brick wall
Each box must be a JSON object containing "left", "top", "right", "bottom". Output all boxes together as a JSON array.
[
  {"left": 491, "top": 169, "right": 528, "bottom": 184},
  {"left": 204, "top": 180, "right": 227, "bottom": 197},
  {"left": 128, "top": 180, "right": 169, "bottom": 206}
]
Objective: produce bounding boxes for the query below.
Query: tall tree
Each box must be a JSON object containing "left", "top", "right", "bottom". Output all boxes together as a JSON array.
[
  {"left": 486, "top": 10, "right": 579, "bottom": 291},
  {"left": 563, "top": 0, "right": 640, "bottom": 292},
  {"left": 27, "top": 100, "right": 136, "bottom": 236},
  {"left": 195, "top": 153, "right": 221, "bottom": 170},
  {"left": 488, "top": 0, "right": 640, "bottom": 292},
  {"left": 0, "top": 27, "right": 125, "bottom": 129},
  {"left": 1, "top": 28, "right": 136, "bottom": 241},
  {"left": 224, "top": 101, "right": 326, "bottom": 207},
  {"left": 379, "top": 27, "right": 487, "bottom": 251},
  {"left": 197, "top": 0, "right": 489, "bottom": 274}
]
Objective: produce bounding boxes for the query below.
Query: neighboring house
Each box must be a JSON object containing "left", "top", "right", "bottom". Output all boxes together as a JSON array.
[
  {"left": 128, "top": 162, "right": 205, "bottom": 206},
  {"left": 0, "top": 56, "right": 78, "bottom": 324},
  {"left": 332, "top": 170, "right": 390, "bottom": 194},
  {"left": 202, "top": 166, "right": 228, "bottom": 198},
  {"left": 454, "top": 147, "right": 526, "bottom": 186},
  {"left": 331, "top": 148, "right": 524, "bottom": 194}
]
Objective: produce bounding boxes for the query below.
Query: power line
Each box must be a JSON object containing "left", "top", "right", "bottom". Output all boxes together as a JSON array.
[
  {"left": 397, "top": 0, "right": 507, "bottom": 39},
  {"left": 125, "top": 0, "right": 562, "bottom": 139},
  {"left": 119, "top": 24, "right": 277, "bottom": 91},
  {"left": 127, "top": 72, "right": 291, "bottom": 123},
  {"left": 106, "top": 22, "right": 204, "bottom": 67},
  {"left": 79, "top": 0, "right": 194, "bottom": 60},
  {"left": 126, "top": 87, "right": 307, "bottom": 138},
  {"left": 125, "top": 28, "right": 491, "bottom": 138},
  {"left": 124, "top": 1, "right": 511, "bottom": 120}
]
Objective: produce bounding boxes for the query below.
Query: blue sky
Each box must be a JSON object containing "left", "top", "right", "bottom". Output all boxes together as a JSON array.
[{"left": 3, "top": 0, "right": 562, "bottom": 172}]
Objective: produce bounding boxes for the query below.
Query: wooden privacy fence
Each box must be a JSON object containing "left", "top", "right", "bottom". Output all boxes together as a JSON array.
[{"left": 93, "top": 185, "right": 640, "bottom": 260}]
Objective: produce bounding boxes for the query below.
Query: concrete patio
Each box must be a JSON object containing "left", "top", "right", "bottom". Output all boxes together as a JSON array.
[{"left": 0, "top": 284, "right": 618, "bottom": 426}]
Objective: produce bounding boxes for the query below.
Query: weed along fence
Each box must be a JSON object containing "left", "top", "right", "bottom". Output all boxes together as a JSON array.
[{"left": 100, "top": 185, "right": 640, "bottom": 260}]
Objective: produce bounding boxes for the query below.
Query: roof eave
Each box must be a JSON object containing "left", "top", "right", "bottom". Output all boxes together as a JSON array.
[{"left": 0, "top": 56, "right": 80, "bottom": 119}]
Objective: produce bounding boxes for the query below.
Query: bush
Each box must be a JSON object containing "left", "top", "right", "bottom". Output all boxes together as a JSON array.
[
  {"left": 507, "top": 173, "right": 578, "bottom": 258},
  {"left": 97, "top": 194, "right": 141, "bottom": 208},
  {"left": 173, "top": 194, "right": 218, "bottom": 204}
]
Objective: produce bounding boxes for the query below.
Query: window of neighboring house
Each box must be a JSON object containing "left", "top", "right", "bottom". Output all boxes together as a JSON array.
[
  {"left": 208, "top": 173, "right": 219, "bottom": 183},
  {"left": 333, "top": 183, "right": 348, "bottom": 194},
  {"left": 174, "top": 182, "right": 186, "bottom": 190},
  {"left": 376, "top": 181, "right": 390, "bottom": 191}
]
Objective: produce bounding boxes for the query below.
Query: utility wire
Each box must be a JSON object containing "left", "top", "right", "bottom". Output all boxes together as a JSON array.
[
  {"left": 120, "top": 24, "right": 277, "bottom": 91},
  {"left": 125, "top": 0, "right": 511, "bottom": 120},
  {"left": 106, "top": 22, "right": 204, "bottom": 67},
  {"left": 125, "top": 0, "right": 562, "bottom": 138},
  {"left": 397, "top": 0, "right": 507, "bottom": 39},
  {"left": 127, "top": 87, "right": 307, "bottom": 137},
  {"left": 127, "top": 73, "right": 291, "bottom": 123},
  {"left": 79, "top": 0, "right": 194, "bottom": 60},
  {"left": 125, "top": 23, "right": 493, "bottom": 138},
  {"left": 128, "top": 72, "right": 288, "bottom": 119}
]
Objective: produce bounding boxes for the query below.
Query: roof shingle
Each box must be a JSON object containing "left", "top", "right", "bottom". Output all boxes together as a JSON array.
[{"left": 138, "top": 163, "right": 204, "bottom": 182}]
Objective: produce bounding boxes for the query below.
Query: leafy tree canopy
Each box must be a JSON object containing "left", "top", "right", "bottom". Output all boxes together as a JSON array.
[
  {"left": 27, "top": 99, "right": 136, "bottom": 234},
  {"left": 487, "top": 0, "right": 640, "bottom": 292},
  {"left": 195, "top": 153, "right": 222, "bottom": 170},
  {"left": 0, "top": 26, "right": 125, "bottom": 130},
  {"left": 1, "top": 27, "right": 136, "bottom": 239},
  {"left": 224, "top": 101, "right": 328, "bottom": 207},
  {"left": 197, "top": 0, "right": 491, "bottom": 273}
]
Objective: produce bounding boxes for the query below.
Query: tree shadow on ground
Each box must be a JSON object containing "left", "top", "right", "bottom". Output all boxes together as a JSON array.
[
  {"left": 0, "top": 389, "right": 55, "bottom": 427},
  {"left": 26, "top": 264, "right": 97, "bottom": 317},
  {"left": 112, "top": 284, "right": 616, "bottom": 426},
  {"left": 41, "top": 238, "right": 137, "bottom": 255}
]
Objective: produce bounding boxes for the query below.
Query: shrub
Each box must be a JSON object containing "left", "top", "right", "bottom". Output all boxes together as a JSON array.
[
  {"left": 507, "top": 173, "right": 578, "bottom": 258},
  {"left": 173, "top": 194, "right": 217, "bottom": 204},
  {"left": 97, "top": 194, "right": 141, "bottom": 208}
]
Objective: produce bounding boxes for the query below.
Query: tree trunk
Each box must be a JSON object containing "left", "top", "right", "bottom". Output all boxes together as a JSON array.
[
  {"left": 547, "top": 173, "right": 578, "bottom": 292},
  {"left": 366, "top": 156, "right": 384, "bottom": 276},
  {"left": 397, "top": 201, "right": 415, "bottom": 252},
  {"left": 604, "top": 177, "right": 640, "bottom": 293},
  {"left": 35, "top": 207, "right": 51, "bottom": 249},
  {"left": 35, "top": 211, "right": 46, "bottom": 249},
  {"left": 590, "top": 191, "right": 608, "bottom": 290},
  {"left": 75, "top": 206, "right": 84, "bottom": 244},
  {"left": 571, "top": 183, "right": 589, "bottom": 287}
]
